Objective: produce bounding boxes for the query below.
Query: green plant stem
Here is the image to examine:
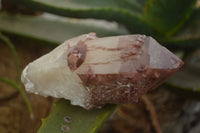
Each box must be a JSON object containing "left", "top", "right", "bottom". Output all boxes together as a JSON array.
[
  {"left": 0, "top": 77, "right": 32, "bottom": 112},
  {"left": 0, "top": 32, "right": 21, "bottom": 84}
]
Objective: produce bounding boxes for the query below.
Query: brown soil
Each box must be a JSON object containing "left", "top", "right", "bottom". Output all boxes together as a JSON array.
[{"left": 0, "top": 40, "right": 53, "bottom": 133}]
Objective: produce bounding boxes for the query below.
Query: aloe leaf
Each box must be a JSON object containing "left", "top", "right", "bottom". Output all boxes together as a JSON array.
[
  {"left": 161, "top": 8, "right": 200, "bottom": 50},
  {"left": 0, "top": 12, "right": 129, "bottom": 46},
  {"left": 190, "top": 7, "right": 200, "bottom": 21},
  {"left": 136, "top": 0, "right": 148, "bottom": 7},
  {"left": 8, "top": 0, "right": 156, "bottom": 35},
  {"left": 9, "top": 0, "right": 142, "bottom": 14},
  {"left": 143, "top": 0, "right": 197, "bottom": 36},
  {"left": 0, "top": 32, "right": 21, "bottom": 83},
  {"left": 21, "top": 0, "right": 142, "bottom": 12},
  {"left": 38, "top": 99, "right": 116, "bottom": 133},
  {"left": 0, "top": 77, "right": 32, "bottom": 112},
  {"left": 166, "top": 50, "right": 200, "bottom": 95}
]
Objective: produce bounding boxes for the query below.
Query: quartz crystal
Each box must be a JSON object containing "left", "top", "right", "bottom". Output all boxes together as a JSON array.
[{"left": 21, "top": 33, "right": 183, "bottom": 109}]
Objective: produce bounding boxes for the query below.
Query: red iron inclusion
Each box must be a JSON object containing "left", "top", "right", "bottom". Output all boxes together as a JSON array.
[{"left": 72, "top": 34, "right": 184, "bottom": 108}]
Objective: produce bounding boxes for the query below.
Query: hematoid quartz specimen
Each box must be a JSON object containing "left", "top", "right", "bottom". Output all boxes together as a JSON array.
[{"left": 21, "top": 33, "right": 183, "bottom": 109}]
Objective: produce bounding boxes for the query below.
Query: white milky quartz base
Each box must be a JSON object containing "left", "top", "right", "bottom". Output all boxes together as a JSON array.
[{"left": 21, "top": 34, "right": 94, "bottom": 107}]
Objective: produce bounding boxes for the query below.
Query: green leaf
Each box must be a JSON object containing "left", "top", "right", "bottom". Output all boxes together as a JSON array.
[
  {"left": 38, "top": 99, "right": 116, "bottom": 133},
  {"left": 0, "top": 12, "right": 128, "bottom": 46},
  {"left": 9, "top": 0, "right": 156, "bottom": 35},
  {"left": 190, "top": 7, "right": 200, "bottom": 21},
  {"left": 10, "top": 0, "right": 142, "bottom": 14},
  {"left": 0, "top": 77, "right": 32, "bottom": 112},
  {"left": 136, "top": 0, "right": 148, "bottom": 7},
  {"left": 166, "top": 50, "right": 200, "bottom": 95},
  {"left": 0, "top": 32, "right": 21, "bottom": 84},
  {"left": 143, "top": 0, "right": 197, "bottom": 36},
  {"left": 160, "top": 8, "right": 200, "bottom": 50}
]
